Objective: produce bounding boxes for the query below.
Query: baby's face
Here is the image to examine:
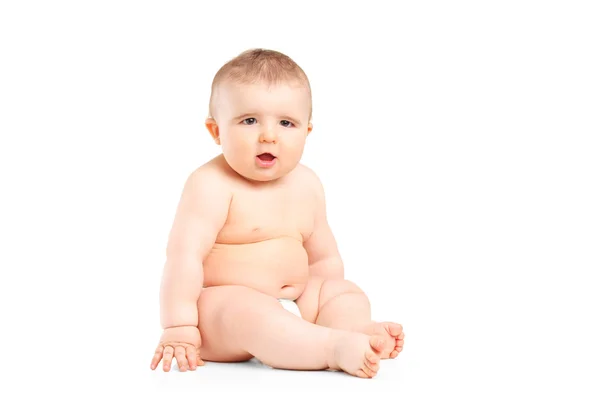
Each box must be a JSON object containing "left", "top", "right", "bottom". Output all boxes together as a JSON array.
[{"left": 208, "top": 81, "right": 312, "bottom": 182}]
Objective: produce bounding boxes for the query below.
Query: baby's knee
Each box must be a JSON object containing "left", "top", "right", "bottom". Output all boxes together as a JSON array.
[{"left": 320, "top": 279, "right": 365, "bottom": 304}]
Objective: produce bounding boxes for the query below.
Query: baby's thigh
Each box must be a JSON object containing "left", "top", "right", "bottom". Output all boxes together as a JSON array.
[{"left": 197, "top": 285, "right": 277, "bottom": 362}]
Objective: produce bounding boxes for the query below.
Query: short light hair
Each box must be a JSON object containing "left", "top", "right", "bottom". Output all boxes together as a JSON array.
[{"left": 208, "top": 48, "right": 312, "bottom": 121}]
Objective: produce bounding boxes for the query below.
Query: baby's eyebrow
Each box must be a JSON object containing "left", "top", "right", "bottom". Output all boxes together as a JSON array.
[{"left": 233, "top": 113, "right": 256, "bottom": 121}]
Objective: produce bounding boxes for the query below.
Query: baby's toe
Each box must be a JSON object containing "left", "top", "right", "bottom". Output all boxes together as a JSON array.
[
  {"left": 397, "top": 337, "right": 404, "bottom": 349},
  {"left": 362, "top": 363, "right": 378, "bottom": 378},
  {"left": 369, "top": 336, "right": 386, "bottom": 354},
  {"left": 390, "top": 338, "right": 404, "bottom": 358},
  {"left": 365, "top": 359, "right": 380, "bottom": 373},
  {"left": 364, "top": 344, "right": 381, "bottom": 377},
  {"left": 386, "top": 322, "right": 404, "bottom": 338},
  {"left": 365, "top": 349, "right": 379, "bottom": 364},
  {"left": 356, "top": 369, "right": 370, "bottom": 379}
]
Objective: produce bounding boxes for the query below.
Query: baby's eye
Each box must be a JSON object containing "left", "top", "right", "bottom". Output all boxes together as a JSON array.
[
  {"left": 280, "top": 120, "right": 294, "bottom": 128},
  {"left": 242, "top": 118, "right": 257, "bottom": 125}
]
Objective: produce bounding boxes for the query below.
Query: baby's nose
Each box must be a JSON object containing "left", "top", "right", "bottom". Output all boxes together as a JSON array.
[{"left": 260, "top": 128, "right": 277, "bottom": 143}]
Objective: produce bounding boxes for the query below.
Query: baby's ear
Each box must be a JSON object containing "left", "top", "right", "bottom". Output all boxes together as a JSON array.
[
  {"left": 306, "top": 122, "right": 313, "bottom": 136},
  {"left": 205, "top": 117, "right": 221, "bottom": 145}
]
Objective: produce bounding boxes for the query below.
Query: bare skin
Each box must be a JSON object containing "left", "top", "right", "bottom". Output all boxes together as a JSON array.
[{"left": 150, "top": 80, "right": 404, "bottom": 378}]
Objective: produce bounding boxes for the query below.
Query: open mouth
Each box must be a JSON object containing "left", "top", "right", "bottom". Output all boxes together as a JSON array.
[
  {"left": 256, "top": 152, "right": 277, "bottom": 168},
  {"left": 257, "top": 153, "right": 276, "bottom": 162}
]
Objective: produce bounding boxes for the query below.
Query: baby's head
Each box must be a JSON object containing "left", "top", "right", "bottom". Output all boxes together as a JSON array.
[{"left": 205, "top": 48, "right": 313, "bottom": 182}]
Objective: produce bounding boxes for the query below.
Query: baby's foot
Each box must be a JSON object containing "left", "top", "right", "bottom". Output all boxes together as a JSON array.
[
  {"left": 327, "top": 331, "right": 386, "bottom": 379},
  {"left": 363, "top": 321, "right": 404, "bottom": 359}
]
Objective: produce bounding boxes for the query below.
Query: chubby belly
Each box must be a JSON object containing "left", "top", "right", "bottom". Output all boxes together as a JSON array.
[{"left": 202, "top": 236, "right": 309, "bottom": 300}]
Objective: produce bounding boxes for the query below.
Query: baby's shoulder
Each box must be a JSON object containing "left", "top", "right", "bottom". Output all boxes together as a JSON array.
[
  {"left": 291, "top": 163, "right": 325, "bottom": 193},
  {"left": 183, "top": 155, "right": 235, "bottom": 194}
]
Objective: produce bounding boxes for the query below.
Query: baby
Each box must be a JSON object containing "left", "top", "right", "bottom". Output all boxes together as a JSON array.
[{"left": 149, "top": 49, "right": 404, "bottom": 378}]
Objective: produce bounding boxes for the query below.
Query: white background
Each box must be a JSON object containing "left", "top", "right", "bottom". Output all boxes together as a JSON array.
[{"left": 1, "top": 1, "right": 598, "bottom": 398}]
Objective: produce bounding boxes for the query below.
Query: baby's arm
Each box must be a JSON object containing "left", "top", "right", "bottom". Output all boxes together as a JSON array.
[
  {"left": 303, "top": 170, "right": 344, "bottom": 280},
  {"left": 151, "top": 166, "right": 231, "bottom": 371},
  {"left": 160, "top": 167, "right": 231, "bottom": 329}
]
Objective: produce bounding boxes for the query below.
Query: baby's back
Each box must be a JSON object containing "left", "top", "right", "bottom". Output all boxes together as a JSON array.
[{"left": 202, "top": 155, "right": 318, "bottom": 300}]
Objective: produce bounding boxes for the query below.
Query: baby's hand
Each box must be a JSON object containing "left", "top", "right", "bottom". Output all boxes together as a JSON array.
[{"left": 150, "top": 326, "right": 204, "bottom": 372}]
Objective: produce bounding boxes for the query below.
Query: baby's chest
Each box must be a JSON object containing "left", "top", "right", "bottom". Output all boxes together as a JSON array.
[{"left": 218, "top": 189, "right": 315, "bottom": 243}]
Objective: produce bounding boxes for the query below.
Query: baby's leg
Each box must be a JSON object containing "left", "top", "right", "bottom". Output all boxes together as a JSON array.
[
  {"left": 197, "top": 285, "right": 385, "bottom": 378},
  {"left": 296, "top": 278, "right": 404, "bottom": 359}
]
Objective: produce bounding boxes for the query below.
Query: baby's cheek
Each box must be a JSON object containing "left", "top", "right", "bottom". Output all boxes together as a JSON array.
[
  {"left": 227, "top": 136, "right": 252, "bottom": 156},
  {"left": 287, "top": 136, "right": 307, "bottom": 152}
]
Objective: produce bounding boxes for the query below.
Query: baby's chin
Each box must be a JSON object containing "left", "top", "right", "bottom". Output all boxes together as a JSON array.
[{"left": 227, "top": 161, "right": 287, "bottom": 183}]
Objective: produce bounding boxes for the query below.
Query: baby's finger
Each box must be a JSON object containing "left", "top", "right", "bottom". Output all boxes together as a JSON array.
[
  {"left": 175, "top": 346, "right": 189, "bottom": 371},
  {"left": 162, "top": 346, "right": 174, "bottom": 372},
  {"left": 186, "top": 346, "right": 197, "bottom": 370},
  {"left": 150, "top": 345, "right": 164, "bottom": 369},
  {"left": 196, "top": 347, "right": 205, "bottom": 366}
]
